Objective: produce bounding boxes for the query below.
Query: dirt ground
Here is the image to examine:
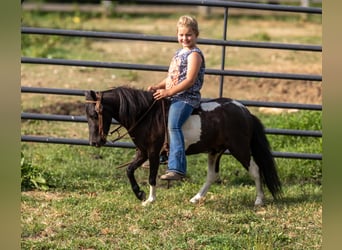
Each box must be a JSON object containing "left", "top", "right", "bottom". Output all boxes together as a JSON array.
[
  {"left": 22, "top": 74, "right": 321, "bottom": 116},
  {"left": 203, "top": 75, "right": 321, "bottom": 104}
]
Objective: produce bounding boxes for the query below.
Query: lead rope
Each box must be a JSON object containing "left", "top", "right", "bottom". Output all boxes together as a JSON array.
[
  {"left": 85, "top": 92, "right": 106, "bottom": 141},
  {"left": 86, "top": 92, "right": 158, "bottom": 147},
  {"left": 161, "top": 99, "right": 171, "bottom": 188},
  {"left": 161, "top": 99, "right": 169, "bottom": 156},
  {"left": 110, "top": 99, "right": 158, "bottom": 144},
  {"left": 115, "top": 99, "right": 169, "bottom": 170}
]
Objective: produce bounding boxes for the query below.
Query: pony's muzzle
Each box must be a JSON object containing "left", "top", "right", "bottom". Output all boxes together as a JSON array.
[
  {"left": 89, "top": 137, "right": 106, "bottom": 147},
  {"left": 89, "top": 140, "right": 100, "bottom": 147}
]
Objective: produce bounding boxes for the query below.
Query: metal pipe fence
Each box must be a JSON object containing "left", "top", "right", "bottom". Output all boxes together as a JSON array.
[{"left": 21, "top": 0, "right": 322, "bottom": 160}]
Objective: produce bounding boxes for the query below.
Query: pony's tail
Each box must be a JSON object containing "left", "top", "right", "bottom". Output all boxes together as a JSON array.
[{"left": 250, "top": 115, "right": 282, "bottom": 199}]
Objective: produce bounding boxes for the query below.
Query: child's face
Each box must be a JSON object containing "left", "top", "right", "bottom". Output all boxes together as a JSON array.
[{"left": 177, "top": 26, "right": 198, "bottom": 49}]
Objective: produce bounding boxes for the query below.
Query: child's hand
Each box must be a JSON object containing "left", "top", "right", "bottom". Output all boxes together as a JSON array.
[
  {"left": 153, "top": 89, "right": 171, "bottom": 100},
  {"left": 147, "top": 85, "right": 157, "bottom": 92}
]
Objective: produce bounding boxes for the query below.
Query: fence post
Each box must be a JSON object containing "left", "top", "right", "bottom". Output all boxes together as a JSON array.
[
  {"left": 301, "top": 0, "right": 309, "bottom": 7},
  {"left": 300, "top": 0, "right": 309, "bottom": 20},
  {"left": 102, "top": 0, "right": 114, "bottom": 17},
  {"left": 198, "top": 6, "right": 211, "bottom": 17}
]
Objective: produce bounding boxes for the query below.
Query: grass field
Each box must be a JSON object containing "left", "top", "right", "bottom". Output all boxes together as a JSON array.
[{"left": 21, "top": 9, "right": 321, "bottom": 249}]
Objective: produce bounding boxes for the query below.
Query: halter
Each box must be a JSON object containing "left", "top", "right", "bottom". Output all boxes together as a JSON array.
[
  {"left": 85, "top": 92, "right": 106, "bottom": 141},
  {"left": 85, "top": 91, "right": 163, "bottom": 145}
]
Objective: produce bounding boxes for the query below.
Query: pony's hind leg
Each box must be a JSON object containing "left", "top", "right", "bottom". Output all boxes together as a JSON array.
[
  {"left": 249, "top": 159, "right": 265, "bottom": 206},
  {"left": 190, "top": 152, "right": 221, "bottom": 203}
]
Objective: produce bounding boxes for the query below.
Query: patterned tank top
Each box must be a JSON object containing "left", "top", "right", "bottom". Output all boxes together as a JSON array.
[{"left": 165, "top": 47, "right": 205, "bottom": 108}]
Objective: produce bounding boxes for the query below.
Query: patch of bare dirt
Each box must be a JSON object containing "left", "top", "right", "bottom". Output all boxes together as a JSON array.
[
  {"left": 24, "top": 76, "right": 321, "bottom": 116},
  {"left": 26, "top": 101, "right": 85, "bottom": 116},
  {"left": 219, "top": 77, "right": 321, "bottom": 104}
]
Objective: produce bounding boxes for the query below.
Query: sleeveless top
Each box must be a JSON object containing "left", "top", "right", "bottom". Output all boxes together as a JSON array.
[{"left": 165, "top": 47, "right": 205, "bottom": 108}]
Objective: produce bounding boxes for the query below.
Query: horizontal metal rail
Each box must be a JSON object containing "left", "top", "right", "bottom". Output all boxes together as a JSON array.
[
  {"left": 21, "top": 0, "right": 322, "bottom": 161},
  {"left": 21, "top": 86, "right": 322, "bottom": 111},
  {"left": 21, "top": 57, "right": 322, "bottom": 82},
  {"left": 136, "top": 0, "right": 322, "bottom": 14},
  {"left": 21, "top": 135, "right": 322, "bottom": 160},
  {"left": 21, "top": 27, "right": 322, "bottom": 52},
  {"left": 21, "top": 135, "right": 133, "bottom": 149},
  {"left": 21, "top": 112, "right": 322, "bottom": 138},
  {"left": 21, "top": 86, "right": 84, "bottom": 96},
  {"left": 21, "top": 112, "right": 117, "bottom": 124}
]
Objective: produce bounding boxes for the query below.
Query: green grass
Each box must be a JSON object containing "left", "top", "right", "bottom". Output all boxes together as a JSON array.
[
  {"left": 21, "top": 142, "right": 322, "bottom": 249},
  {"left": 21, "top": 109, "right": 322, "bottom": 249},
  {"left": 21, "top": 11, "right": 321, "bottom": 249},
  {"left": 21, "top": 149, "right": 322, "bottom": 250}
]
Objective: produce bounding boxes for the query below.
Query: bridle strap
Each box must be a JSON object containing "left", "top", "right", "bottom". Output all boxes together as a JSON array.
[
  {"left": 85, "top": 92, "right": 106, "bottom": 141},
  {"left": 86, "top": 92, "right": 159, "bottom": 143},
  {"left": 110, "top": 99, "right": 158, "bottom": 143},
  {"left": 86, "top": 93, "right": 167, "bottom": 149},
  {"left": 115, "top": 99, "right": 168, "bottom": 170},
  {"left": 95, "top": 92, "right": 104, "bottom": 139}
]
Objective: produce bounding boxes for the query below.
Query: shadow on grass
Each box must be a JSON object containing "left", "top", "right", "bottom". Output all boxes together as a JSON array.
[
  {"left": 164, "top": 178, "right": 322, "bottom": 214},
  {"left": 275, "top": 189, "right": 322, "bottom": 206}
]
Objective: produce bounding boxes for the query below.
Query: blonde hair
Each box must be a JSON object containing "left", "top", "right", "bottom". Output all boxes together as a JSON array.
[{"left": 177, "top": 15, "right": 199, "bottom": 36}]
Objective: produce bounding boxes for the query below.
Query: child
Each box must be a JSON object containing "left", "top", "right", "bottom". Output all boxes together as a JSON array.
[{"left": 147, "top": 15, "right": 205, "bottom": 180}]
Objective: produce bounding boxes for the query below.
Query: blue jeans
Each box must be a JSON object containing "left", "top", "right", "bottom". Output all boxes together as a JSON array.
[{"left": 167, "top": 100, "right": 193, "bottom": 175}]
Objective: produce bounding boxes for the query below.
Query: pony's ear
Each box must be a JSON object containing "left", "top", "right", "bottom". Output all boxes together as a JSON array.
[{"left": 85, "top": 90, "right": 97, "bottom": 101}]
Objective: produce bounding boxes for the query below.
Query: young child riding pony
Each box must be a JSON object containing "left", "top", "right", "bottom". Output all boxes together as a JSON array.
[{"left": 147, "top": 15, "right": 205, "bottom": 180}]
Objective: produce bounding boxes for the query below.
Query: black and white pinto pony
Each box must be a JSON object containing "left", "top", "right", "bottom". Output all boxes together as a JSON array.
[{"left": 85, "top": 86, "right": 282, "bottom": 206}]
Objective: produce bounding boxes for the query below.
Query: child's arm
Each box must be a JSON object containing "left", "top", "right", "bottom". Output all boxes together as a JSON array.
[
  {"left": 147, "top": 78, "right": 166, "bottom": 91},
  {"left": 154, "top": 52, "right": 202, "bottom": 100}
]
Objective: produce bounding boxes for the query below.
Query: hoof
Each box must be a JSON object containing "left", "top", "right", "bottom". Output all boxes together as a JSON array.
[
  {"left": 190, "top": 198, "right": 198, "bottom": 204},
  {"left": 142, "top": 198, "right": 155, "bottom": 206},
  {"left": 190, "top": 194, "right": 201, "bottom": 204},
  {"left": 254, "top": 197, "right": 264, "bottom": 206},
  {"left": 138, "top": 191, "right": 146, "bottom": 201}
]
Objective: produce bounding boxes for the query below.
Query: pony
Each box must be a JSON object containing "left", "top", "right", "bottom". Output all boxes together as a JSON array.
[{"left": 85, "top": 86, "right": 282, "bottom": 206}]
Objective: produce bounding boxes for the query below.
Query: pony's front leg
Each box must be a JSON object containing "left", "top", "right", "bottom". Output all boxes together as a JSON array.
[
  {"left": 190, "top": 153, "right": 221, "bottom": 203},
  {"left": 127, "top": 165, "right": 146, "bottom": 201},
  {"left": 126, "top": 150, "right": 147, "bottom": 201},
  {"left": 142, "top": 185, "right": 156, "bottom": 206},
  {"left": 142, "top": 154, "right": 160, "bottom": 206}
]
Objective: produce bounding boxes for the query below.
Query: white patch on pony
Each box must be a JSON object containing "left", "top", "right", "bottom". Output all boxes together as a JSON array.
[
  {"left": 200, "top": 102, "right": 221, "bottom": 112},
  {"left": 232, "top": 100, "right": 245, "bottom": 109},
  {"left": 249, "top": 160, "right": 265, "bottom": 206},
  {"left": 142, "top": 185, "right": 156, "bottom": 206},
  {"left": 182, "top": 115, "right": 201, "bottom": 150},
  {"left": 190, "top": 153, "right": 219, "bottom": 203}
]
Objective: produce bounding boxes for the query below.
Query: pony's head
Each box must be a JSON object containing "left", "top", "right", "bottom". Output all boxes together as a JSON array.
[{"left": 85, "top": 90, "right": 112, "bottom": 147}]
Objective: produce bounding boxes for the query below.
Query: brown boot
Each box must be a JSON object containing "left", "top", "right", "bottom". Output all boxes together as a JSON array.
[{"left": 160, "top": 171, "right": 184, "bottom": 180}]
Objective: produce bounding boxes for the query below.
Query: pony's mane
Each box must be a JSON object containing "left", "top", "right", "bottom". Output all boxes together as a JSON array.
[{"left": 109, "top": 86, "right": 155, "bottom": 126}]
